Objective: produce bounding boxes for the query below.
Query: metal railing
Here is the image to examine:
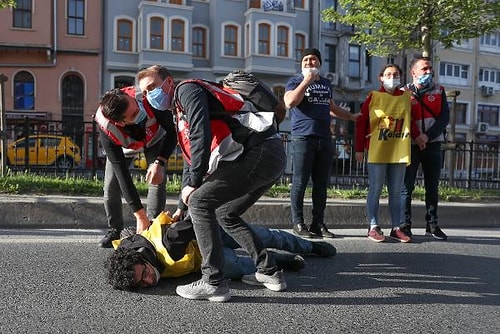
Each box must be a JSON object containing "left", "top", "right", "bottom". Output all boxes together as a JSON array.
[{"left": 2, "top": 118, "right": 499, "bottom": 189}]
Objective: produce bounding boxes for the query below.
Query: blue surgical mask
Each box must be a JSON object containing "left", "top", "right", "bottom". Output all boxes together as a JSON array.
[
  {"left": 146, "top": 80, "right": 172, "bottom": 111},
  {"left": 133, "top": 100, "right": 147, "bottom": 124},
  {"left": 417, "top": 73, "right": 433, "bottom": 86}
]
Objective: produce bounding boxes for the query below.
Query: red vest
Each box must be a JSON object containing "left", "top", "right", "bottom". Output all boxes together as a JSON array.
[
  {"left": 408, "top": 85, "right": 446, "bottom": 142},
  {"left": 94, "top": 86, "right": 165, "bottom": 150}
]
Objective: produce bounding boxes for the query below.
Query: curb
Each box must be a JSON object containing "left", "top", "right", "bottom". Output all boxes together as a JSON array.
[{"left": 0, "top": 194, "right": 499, "bottom": 230}]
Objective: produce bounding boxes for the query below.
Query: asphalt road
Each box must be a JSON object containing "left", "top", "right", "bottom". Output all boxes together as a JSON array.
[{"left": 1, "top": 228, "right": 499, "bottom": 334}]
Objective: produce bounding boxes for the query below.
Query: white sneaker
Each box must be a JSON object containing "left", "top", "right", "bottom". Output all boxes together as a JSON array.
[
  {"left": 175, "top": 279, "right": 231, "bottom": 302},
  {"left": 241, "top": 270, "right": 287, "bottom": 292}
]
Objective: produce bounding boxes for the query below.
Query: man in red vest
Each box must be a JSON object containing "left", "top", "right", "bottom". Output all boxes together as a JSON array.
[
  {"left": 401, "top": 57, "right": 450, "bottom": 240},
  {"left": 96, "top": 66, "right": 177, "bottom": 246}
]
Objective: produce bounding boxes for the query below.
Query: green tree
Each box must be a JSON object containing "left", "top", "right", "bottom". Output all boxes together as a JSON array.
[
  {"left": 0, "top": 0, "right": 15, "bottom": 9},
  {"left": 322, "top": 0, "right": 500, "bottom": 57}
]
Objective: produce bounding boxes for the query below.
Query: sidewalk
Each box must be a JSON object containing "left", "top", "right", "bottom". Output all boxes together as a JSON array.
[{"left": 0, "top": 194, "right": 499, "bottom": 230}]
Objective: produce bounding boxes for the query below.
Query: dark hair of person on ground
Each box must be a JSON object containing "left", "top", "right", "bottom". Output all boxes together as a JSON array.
[
  {"left": 100, "top": 88, "right": 130, "bottom": 122},
  {"left": 104, "top": 247, "right": 144, "bottom": 291}
]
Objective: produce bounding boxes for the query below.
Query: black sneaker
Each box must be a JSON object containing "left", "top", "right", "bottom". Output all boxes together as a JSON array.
[
  {"left": 99, "top": 229, "right": 121, "bottom": 248},
  {"left": 426, "top": 223, "right": 448, "bottom": 241},
  {"left": 309, "top": 223, "right": 335, "bottom": 238},
  {"left": 399, "top": 222, "right": 413, "bottom": 238},
  {"left": 271, "top": 251, "right": 306, "bottom": 271},
  {"left": 293, "top": 223, "right": 313, "bottom": 238},
  {"left": 311, "top": 241, "right": 337, "bottom": 257}
]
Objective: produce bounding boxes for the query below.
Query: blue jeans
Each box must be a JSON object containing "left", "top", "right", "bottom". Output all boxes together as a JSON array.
[
  {"left": 221, "top": 225, "right": 313, "bottom": 279},
  {"left": 290, "top": 136, "right": 334, "bottom": 227},
  {"left": 188, "top": 138, "right": 286, "bottom": 284},
  {"left": 367, "top": 163, "right": 406, "bottom": 228},
  {"left": 401, "top": 142, "right": 442, "bottom": 224}
]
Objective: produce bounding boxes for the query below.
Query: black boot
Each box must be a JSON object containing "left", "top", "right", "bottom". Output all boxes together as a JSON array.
[{"left": 98, "top": 229, "right": 121, "bottom": 248}]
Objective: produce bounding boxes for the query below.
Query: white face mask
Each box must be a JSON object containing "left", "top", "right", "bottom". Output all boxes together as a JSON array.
[
  {"left": 382, "top": 78, "right": 401, "bottom": 91},
  {"left": 302, "top": 67, "right": 319, "bottom": 76}
]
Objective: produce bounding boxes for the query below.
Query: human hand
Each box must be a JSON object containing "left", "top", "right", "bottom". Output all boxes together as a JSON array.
[
  {"left": 181, "top": 185, "right": 196, "bottom": 205},
  {"left": 134, "top": 208, "right": 151, "bottom": 233},
  {"left": 302, "top": 68, "right": 319, "bottom": 84},
  {"left": 355, "top": 152, "right": 365, "bottom": 163},
  {"left": 171, "top": 208, "right": 185, "bottom": 222},
  {"left": 146, "top": 162, "right": 165, "bottom": 185},
  {"left": 415, "top": 133, "right": 428, "bottom": 150}
]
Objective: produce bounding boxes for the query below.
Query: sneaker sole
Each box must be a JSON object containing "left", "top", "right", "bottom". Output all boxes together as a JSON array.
[
  {"left": 241, "top": 276, "right": 264, "bottom": 287},
  {"left": 426, "top": 232, "right": 447, "bottom": 240},
  {"left": 262, "top": 282, "right": 287, "bottom": 292},
  {"left": 367, "top": 236, "right": 385, "bottom": 242},
  {"left": 390, "top": 236, "right": 411, "bottom": 243},
  {"left": 293, "top": 231, "right": 314, "bottom": 239},
  {"left": 242, "top": 276, "right": 287, "bottom": 292},
  {"left": 175, "top": 288, "right": 231, "bottom": 302}
]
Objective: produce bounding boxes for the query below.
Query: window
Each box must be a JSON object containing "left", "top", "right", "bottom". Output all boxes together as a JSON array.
[
  {"left": 258, "top": 23, "right": 271, "bottom": 55},
  {"left": 479, "top": 68, "right": 500, "bottom": 84},
  {"left": 478, "top": 104, "right": 499, "bottom": 126},
  {"left": 348, "top": 44, "right": 361, "bottom": 78},
  {"left": 295, "top": 33, "right": 305, "bottom": 62},
  {"left": 277, "top": 26, "right": 289, "bottom": 57},
  {"left": 13, "top": 0, "right": 32, "bottom": 28},
  {"left": 249, "top": 0, "right": 260, "bottom": 9},
  {"left": 117, "top": 19, "right": 133, "bottom": 51},
  {"left": 224, "top": 25, "right": 238, "bottom": 56},
  {"left": 480, "top": 31, "right": 500, "bottom": 47},
  {"left": 450, "top": 102, "right": 467, "bottom": 125},
  {"left": 67, "top": 0, "right": 85, "bottom": 35},
  {"left": 14, "top": 71, "right": 34, "bottom": 110},
  {"left": 364, "top": 50, "right": 372, "bottom": 82},
  {"left": 294, "top": 0, "right": 305, "bottom": 9},
  {"left": 326, "top": 44, "right": 336, "bottom": 73},
  {"left": 171, "top": 19, "right": 185, "bottom": 52},
  {"left": 150, "top": 17, "right": 164, "bottom": 50},
  {"left": 440, "top": 62, "right": 469, "bottom": 79},
  {"left": 193, "top": 27, "right": 207, "bottom": 58},
  {"left": 439, "top": 62, "right": 469, "bottom": 86},
  {"left": 61, "top": 75, "right": 84, "bottom": 138},
  {"left": 169, "top": 0, "right": 183, "bottom": 4}
]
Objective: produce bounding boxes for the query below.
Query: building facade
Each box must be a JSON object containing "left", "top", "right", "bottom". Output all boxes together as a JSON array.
[{"left": 0, "top": 0, "right": 103, "bottom": 148}]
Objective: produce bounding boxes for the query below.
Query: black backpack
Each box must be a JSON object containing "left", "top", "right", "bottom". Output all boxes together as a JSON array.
[{"left": 222, "top": 70, "right": 286, "bottom": 125}]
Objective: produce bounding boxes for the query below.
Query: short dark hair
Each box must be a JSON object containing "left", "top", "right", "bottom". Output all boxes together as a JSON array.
[
  {"left": 100, "top": 88, "right": 130, "bottom": 122},
  {"left": 137, "top": 65, "right": 171, "bottom": 83},
  {"left": 379, "top": 64, "right": 403, "bottom": 77},
  {"left": 104, "top": 247, "right": 144, "bottom": 290},
  {"left": 410, "top": 56, "right": 431, "bottom": 70}
]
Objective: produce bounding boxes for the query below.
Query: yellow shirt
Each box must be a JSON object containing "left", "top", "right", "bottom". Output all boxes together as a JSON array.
[
  {"left": 113, "top": 212, "right": 202, "bottom": 278},
  {"left": 367, "top": 90, "right": 411, "bottom": 164}
]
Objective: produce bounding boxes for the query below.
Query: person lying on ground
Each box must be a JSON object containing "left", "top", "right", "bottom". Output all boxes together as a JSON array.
[{"left": 105, "top": 212, "right": 336, "bottom": 290}]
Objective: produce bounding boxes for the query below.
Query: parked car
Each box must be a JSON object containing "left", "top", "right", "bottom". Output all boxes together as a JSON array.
[
  {"left": 6, "top": 135, "right": 82, "bottom": 169},
  {"left": 132, "top": 146, "right": 184, "bottom": 173}
]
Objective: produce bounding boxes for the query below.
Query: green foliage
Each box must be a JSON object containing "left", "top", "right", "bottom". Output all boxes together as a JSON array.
[
  {"left": 322, "top": 0, "right": 500, "bottom": 57},
  {"left": 0, "top": 0, "right": 15, "bottom": 9}
]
